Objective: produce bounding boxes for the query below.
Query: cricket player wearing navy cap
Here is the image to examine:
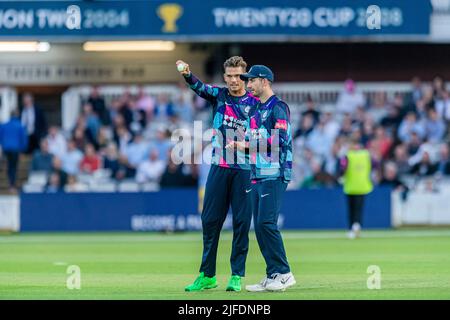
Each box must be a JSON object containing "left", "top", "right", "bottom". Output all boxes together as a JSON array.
[
  {"left": 176, "top": 57, "right": 259, "bottom": 292},
  {"left": 227, "top": 65, "right": 296, "bottom": 292}
]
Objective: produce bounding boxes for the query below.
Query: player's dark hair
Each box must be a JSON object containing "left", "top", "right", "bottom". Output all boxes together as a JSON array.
[{"left": 223, "top": 56, "right": 247, "bottom": 71}]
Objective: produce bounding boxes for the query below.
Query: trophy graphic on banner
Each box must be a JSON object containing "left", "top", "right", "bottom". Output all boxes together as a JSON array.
[{"left": 157, "top": 3, "right": 183, "bottom": 33}]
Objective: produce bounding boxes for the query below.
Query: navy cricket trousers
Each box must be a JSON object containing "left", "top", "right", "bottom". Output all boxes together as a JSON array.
[
  {"left": 251, "top": 178, "right": 291, "bottom": 277},
  {"left": 199, "top": 165, "right": 252, "bottom": 277}
]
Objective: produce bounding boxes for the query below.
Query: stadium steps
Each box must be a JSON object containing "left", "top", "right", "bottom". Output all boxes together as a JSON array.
[{"left": 0, "top": 154, "right": 32, "bottom": 194}]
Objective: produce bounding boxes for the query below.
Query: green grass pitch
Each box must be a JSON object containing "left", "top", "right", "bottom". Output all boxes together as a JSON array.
[{"left": 1, "top": 229, "right": 450, "bottom": 299}]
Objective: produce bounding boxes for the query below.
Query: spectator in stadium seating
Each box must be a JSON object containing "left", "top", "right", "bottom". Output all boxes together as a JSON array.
[
  {"left": 354, "top": 106, "right": 368, "bottom": 127},
  {"left": 80, "top": 143, "right": 101, "bottom": 174},
  {"left": 102, "top": 142, "right": 124, "bottom": 180},
  {"left": 114, "top": 125, "right": 132, "bottom": 156},
  {"left": 87, "top": 86, "right": 110, "bottom": 125},
  {"left": 136, "top": 87, "right": 156, "bottom": 122},
  {"left": 30, "top": 139, "right": 53, "bottom": 174},
  {"left": 117, "top": 91, "right": 134, "bottom": 130},
  {"left": 336, "top": 79, "right": 366, "bottom": 114},
  {"left": 300, "top": 160, "right": 337, "bottom": 189},
  {"left": 173, "top": 91, "right": 194, "bottom": 124},
  {"left": 51, "top": 157, "right": 68, "bottom": 187},
  {"left": 339, "top": 114, "right": 355, "bottom": 137},
  {"left": 306, "top": 122, "right": 334, "bottom": 159},
  {"left": 414, "top": 98, "right": 429, "bottom": 120},
  {"left": 149, "top": 128, "right": 172, "bottom": 162},
  {"left": 398, "top": 111, "right": 426, "bottom": 143},
  {"left": 432, "top": 75, "right": 446, "bottom": 99},
  {"left": 46, "top": 126, "right": 67, "bottom": 159},
  {"left": 393, "top": 144, "right": 411, "bottom": 175},
  {"left": 293, "top": 147, "right": 319, "bottom": 187},
  {"left": 121, "top": 133, "right": 149, "bottom": 178},
  {"left": 323, "top": 138, "right": 345, "bottom": 177},
  {"left": 159, "top": 150, "right": 190, "bottom": 188},
  {"left": 73, "top": 125, "right": 88, "bottom": 151},
  {"left": 20, "top": 92, "right": 47, "bottom": 154},
  {"left": 424, "top": 108, "right": 446, "bottom": 143},
  {"left": 360, "top": 117, "right": 376, "bottom": 146},
  {"left": 410, "top": 76, "right": 423, "bottom": 104},
  {"left": 367, "top": 126, "right": 393, "bottom": 160},
  {"left": 422, "top": 85, "right": 436, "bottom": 109},
  {"left": 406, "top": 132, "right": 423, "bottom": 157},
  {"left": 409, "top": 151, "right": 438, "bottom": 177},
  {"left": 437, "top": 143, "right": 450, "bottom": 175},
  {"left": 45, "top": 171, "right": 63, "bottom": 193},
  {"left": 154, "top": 93, "right": 175, "bottom": 121},
  {"left": 130, "top": 107, "right": 147, "bottom": 135},
  {"left": 82, "top": 102, "right": 101, "bottom": 146},
  {"left": 136, "top": 149, "right": 166, "bottom": 184},
  {"left": 294, "top": 114, "right": 314, "bottom": 140},
  {"left": 96, "top": 126, "right": 112, "bottom": 152},
  {"left": 65, "top": 175, "right": 89, "bottom": 193},
  {"left": 321, "top": 111, "right": 340, "bottom": 142},
  {"left": 379, "top": 161, "right": 409, "bottom": 200},
  {"left": 435, "top": 89, "right": 450, "bottom": 121},
  {"left": 301, "top": 95, "right": 321, "bottom": 125},
  {"left": 380, "top": 104, "right": 402, "bottom": 135},
  {"left": 61, "top": 139, "right": 83, "bottom": 176},
  {"left": 0, "top": 110, "right": 28, "bottom": 192},
  {"left": 367, "top": 91, "right": 389, "bottom": 124}
]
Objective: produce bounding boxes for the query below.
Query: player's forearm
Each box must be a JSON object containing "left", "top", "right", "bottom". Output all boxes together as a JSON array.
[{"left": 183, "top": 72, "right": 217, "bottom": 102}]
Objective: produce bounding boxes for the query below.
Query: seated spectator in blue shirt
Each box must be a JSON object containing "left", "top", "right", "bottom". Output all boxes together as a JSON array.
[
  {"left": 424, "top": 108, "right": 446, "bottom": 143},
  {"left": 121, "top": 133, "right": 149, "bottom": 178},
  {"left": 437, "top": 143, "right": 450, "bottom": 175},
  {"left": 103, "top": 142, "right": 125, "bottom": 180},
  {"left": 45, "top": 171, "right": 64, "bottom": 193},
  {"left": 398, "top": 111, "right": 426, "bottom": 143},
  {"left": 30, "top": 139, "right": 53, "bottom": 173},
  {"left": 154, "top": 93, "right": 175, "bottom": 121},
  {"left": 61, "top": 139, "right": 83, "bottom": 175}
]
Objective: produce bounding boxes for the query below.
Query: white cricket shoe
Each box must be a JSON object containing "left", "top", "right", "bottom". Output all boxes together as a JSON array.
[
  {"left": 265, "top": 272, "right": 296, "bottom": 292},
  {"left": 245, "top": 276, "right": 272, "bottom": 292},
  {"left": 351, "top": 222, "right": 361, "bottom": 238},
  {"left": 347, "top": 230, "right": 356, "bottom": 239}
]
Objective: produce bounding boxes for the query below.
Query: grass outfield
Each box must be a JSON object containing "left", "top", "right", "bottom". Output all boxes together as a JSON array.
[{"left": 1, "top": 229, "right": 450, "bottom": 300}]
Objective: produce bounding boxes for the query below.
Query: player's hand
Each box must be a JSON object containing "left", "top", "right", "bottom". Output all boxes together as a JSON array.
[
  {"left": 225, "top": 141, "right": 247, "bottom": 152},
  {"left": 176, "top": 60, "right": 191, "bottom": 76}
]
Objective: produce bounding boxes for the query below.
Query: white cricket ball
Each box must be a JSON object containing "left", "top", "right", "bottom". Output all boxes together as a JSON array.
[{"left": 177, "top": 63, "right": 186, "bottom": 72}]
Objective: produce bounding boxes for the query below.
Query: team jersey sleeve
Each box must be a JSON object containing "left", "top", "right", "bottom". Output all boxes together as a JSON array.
[{"left": 183, "top": 72, "right": 220, "bottom": 103}]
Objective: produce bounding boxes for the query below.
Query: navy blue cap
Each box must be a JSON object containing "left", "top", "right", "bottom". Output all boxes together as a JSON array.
[{"left": 240, "top": 65, "right": 274, "bottom": 82}]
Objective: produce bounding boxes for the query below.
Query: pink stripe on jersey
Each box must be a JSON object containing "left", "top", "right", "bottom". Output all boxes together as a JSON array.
[{"left": 224, "top": 104, "right": 238, "bottom": 119}]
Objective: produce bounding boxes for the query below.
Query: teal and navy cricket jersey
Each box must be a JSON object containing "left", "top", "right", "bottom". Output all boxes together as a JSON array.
[
  {"left": 249, "top": 95, "right": 293, "bottom": 182},
  {"left": 184, "top": 73, "right": 259, "bottom": 170}
]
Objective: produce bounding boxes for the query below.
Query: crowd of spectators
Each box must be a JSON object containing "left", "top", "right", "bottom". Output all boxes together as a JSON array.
[
  {"left": 291, "top": 76, "right": 450, "bottom": 195},
  {"left": 3, "top": 75, "right": 450, "bottom": 194},
  {"left": 19, "top": 83, "right": 208, "bottom": 193}
]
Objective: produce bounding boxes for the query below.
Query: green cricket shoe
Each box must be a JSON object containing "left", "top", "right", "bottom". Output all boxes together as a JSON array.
[
  {"left": 185, "top": 272, "right": 218, "bottom": 292},
  {"left": 226, "top": 275, "right": 241, "bottom": 292}
]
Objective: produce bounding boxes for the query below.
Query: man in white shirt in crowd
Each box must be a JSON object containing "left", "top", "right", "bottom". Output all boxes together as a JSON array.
[
  {"left": 336, "top": 79, "right": 366, "bottom": 114},
  {"left": 46, "top": 126, "right": 67, "bottom": 159},
  {"left": 136, "top": 149, "right": 166, "bottom": 183}
]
